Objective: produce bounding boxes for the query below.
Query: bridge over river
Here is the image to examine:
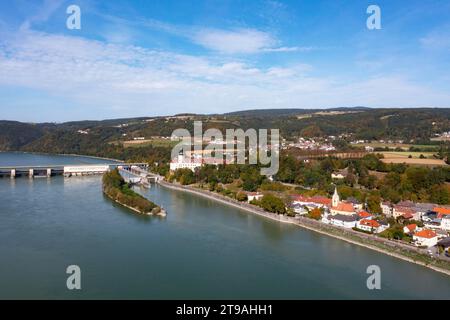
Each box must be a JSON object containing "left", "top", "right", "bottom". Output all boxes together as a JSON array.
[{"left": 0, "top": 162, "right": 161, "bottom": 182}]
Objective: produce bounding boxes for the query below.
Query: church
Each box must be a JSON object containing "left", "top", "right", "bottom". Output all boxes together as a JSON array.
[{"left": 330, "top": 187, "right": 357, "bottom": 216}]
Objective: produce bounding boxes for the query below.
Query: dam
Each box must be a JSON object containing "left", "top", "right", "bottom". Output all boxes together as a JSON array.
[{"left": 0, "top": 162, "right": 149, "bottom": 178}]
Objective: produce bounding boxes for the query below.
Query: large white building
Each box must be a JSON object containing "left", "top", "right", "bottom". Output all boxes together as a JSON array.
[
  {"left": 169, "top": 154, "right": 202, "bottom": 172},
  {"left": 169, "top": 154, "right": 225, "bottom": 172}
]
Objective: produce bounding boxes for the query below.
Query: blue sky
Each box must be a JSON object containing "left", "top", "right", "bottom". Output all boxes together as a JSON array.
[{"left": 0, "top": 0, "right": 449, "bottom": 122}]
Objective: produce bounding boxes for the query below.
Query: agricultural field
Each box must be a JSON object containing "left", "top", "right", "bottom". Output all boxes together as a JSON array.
[
  {"left": 362, "top": 142, "right": 440, "bottom": 151},
  {"left": 380, "top": 151, "right": 446, "bottom": 166}
]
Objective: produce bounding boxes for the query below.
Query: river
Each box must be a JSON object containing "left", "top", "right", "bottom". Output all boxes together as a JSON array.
[{"left": 0, "top": 152, "right": 449, "bottom": 299}]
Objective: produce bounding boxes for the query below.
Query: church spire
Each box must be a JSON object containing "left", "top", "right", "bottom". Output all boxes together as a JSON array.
[{"left": 332, "top": 186, "right": 340, "bottom": 208}]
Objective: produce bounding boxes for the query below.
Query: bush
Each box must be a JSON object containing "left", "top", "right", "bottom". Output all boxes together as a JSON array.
[
  {"left": 236, "top": 191, "right": 248, "bottom": 202},
  {"left": 260, "top": 194, "right": 286, "bottom": 214}
]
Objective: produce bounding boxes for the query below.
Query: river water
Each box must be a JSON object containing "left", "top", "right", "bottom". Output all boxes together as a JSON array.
[{"left": 0, "top": 152, "right": 449, "bottom": 299}]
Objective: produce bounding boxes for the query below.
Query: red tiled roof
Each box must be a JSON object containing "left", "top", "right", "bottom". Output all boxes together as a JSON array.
[
  {"left": 332, "top": 202, "right": 355, "bottom": 213},
  {"left": 358, "top": 211, "right": 371, "bottom": 218},
  {"left": 402, "top": 212, "right": 414, "bottom": 219},
  {"left": 405, "top": 224, "right": 417, "bottom": 232},
  {"left": 414, "top": 229, "right": 437, "bottom": 239},
  {"left": 311, "top": 196, "right": 332, "bottom": 206},
  {"left": 359, "top": 219, "right": 380, "bottom": 228}
]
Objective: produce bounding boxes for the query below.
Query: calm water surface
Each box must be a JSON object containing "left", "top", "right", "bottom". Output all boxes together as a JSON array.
[{"left": 0, "top": 152, "right": 449, "bottom": 299}]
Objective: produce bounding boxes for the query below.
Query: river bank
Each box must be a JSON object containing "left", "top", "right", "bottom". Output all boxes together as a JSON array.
[{"left": 158, "top": 180, "right": 450, "bottom": 277}]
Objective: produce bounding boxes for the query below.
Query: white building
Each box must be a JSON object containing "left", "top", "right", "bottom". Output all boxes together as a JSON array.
[
  {"left": 356, "top": 219, "right": 388, "bottom": 234},
  {"left": 440, "top": 216, "right": 450, "bottom": 231},
  {"left": 247, "top": 192, "right": 264, "bottom": 203},
  {"left": 380, "top": 201, "right": 392, "bottom": 217},
  {"left": 403, "top": 224, "right": 419, "bottom": 235},
  {"left": 413, "top": 229, "right": 438, "bottom": 248},
  {"left": 170, "top": 154, "right": 226, "bottom": 172},
  {"left": 291, "top": 204, "right": 308, "bottom": 215},
  {"left": 323, "top": 213, "right": 358, "bottom": 229},
  {"left": 170, "top": 154, "right": 202, "bottom": 172}
]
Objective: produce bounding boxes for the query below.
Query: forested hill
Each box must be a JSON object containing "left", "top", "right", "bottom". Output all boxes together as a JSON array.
[
  {"left": 0, "top": 121, "right": 55, "bottom": 150},
  {"left": 1, "top": 108, "right": 450, "bottom": 155}
]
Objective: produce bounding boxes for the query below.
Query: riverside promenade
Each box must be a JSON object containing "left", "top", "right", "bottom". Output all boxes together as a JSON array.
[{"left": 158, "top": 180, "right": 450, "bottom": 276}]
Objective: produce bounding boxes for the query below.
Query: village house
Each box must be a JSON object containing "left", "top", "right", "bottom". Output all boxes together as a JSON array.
[
  {"left": 358, "top": 211, "right": 372, "bottom": 220},
  {"left": 393, "top": 201, "right": 435, "bottom": 220},
  {"left": 356, "top": 219, "right": 388, "bottom": 234},
  {"left": 413, "top": 229, "right": 439, "bottom": 248},
  {"left": 331, "top": 168, "right": 348, "bottom": 180},
  {"left": 380, "top": 201, "right": 392, "bottom": 217},
  {"left": 346, "top": 197, "right": 363, "bottom": 211},
  {"left": 403, "top": 224, "right": 420, "bottom": 235},
  {"left": 392, "top": 205, "right": 417, "bottom": 220}
]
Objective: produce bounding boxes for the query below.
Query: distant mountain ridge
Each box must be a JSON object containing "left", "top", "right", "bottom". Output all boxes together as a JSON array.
[{"left": 1, "top": 107, "right": 450, "bottom": 153}]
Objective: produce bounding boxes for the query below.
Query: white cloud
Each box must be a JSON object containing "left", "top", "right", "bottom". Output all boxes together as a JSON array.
[
  {"left": 262, "top": 46, "right": 314, "bottom": 53},
  {"left": 191, "top": 28, "right": 276, "bottom": 54},
  {"left": 0, "top": 30, "right": 449, "bottom": 121}
]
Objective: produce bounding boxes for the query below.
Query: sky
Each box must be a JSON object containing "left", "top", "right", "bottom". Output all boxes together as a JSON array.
[{"left": 0, "top": 0, "right": 449, "bottom": 122}]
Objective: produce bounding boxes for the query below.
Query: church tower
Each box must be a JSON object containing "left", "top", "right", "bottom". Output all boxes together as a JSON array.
[{"left": 332, "top": 187, "right": 340, "bottom": 208}]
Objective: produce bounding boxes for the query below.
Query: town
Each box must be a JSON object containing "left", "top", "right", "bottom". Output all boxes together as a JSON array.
[{"left": 167, "top": 141, "right": 450, "bottom": 260}]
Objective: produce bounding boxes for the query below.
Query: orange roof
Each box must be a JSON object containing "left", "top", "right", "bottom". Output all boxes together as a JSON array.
[
  {"left": 405, "top": 224, "right": 417, "bottom": 232},
  {"left": 414, "top": 229, "right": 437, "bottom": 239},
  {"left": 332, "top": 202, "right": 354, "bottom": 213},
  {"left": 434, "top": 207, "right": 450, "bottom": 218},
  {"left": 311, "top": 196, "right": 332, "bottom": 206},
  {"left": 358, "top": 211, "right": 371, "bottom": 218},
  {"left": 292, "top": 195, "right": 332, "bottom": 207},
  {"left": 433, "top": 207, "right": 450, "bottom": 215},
  {"left": 360, "top": 219, "right": 380, "bottom": 228}
]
